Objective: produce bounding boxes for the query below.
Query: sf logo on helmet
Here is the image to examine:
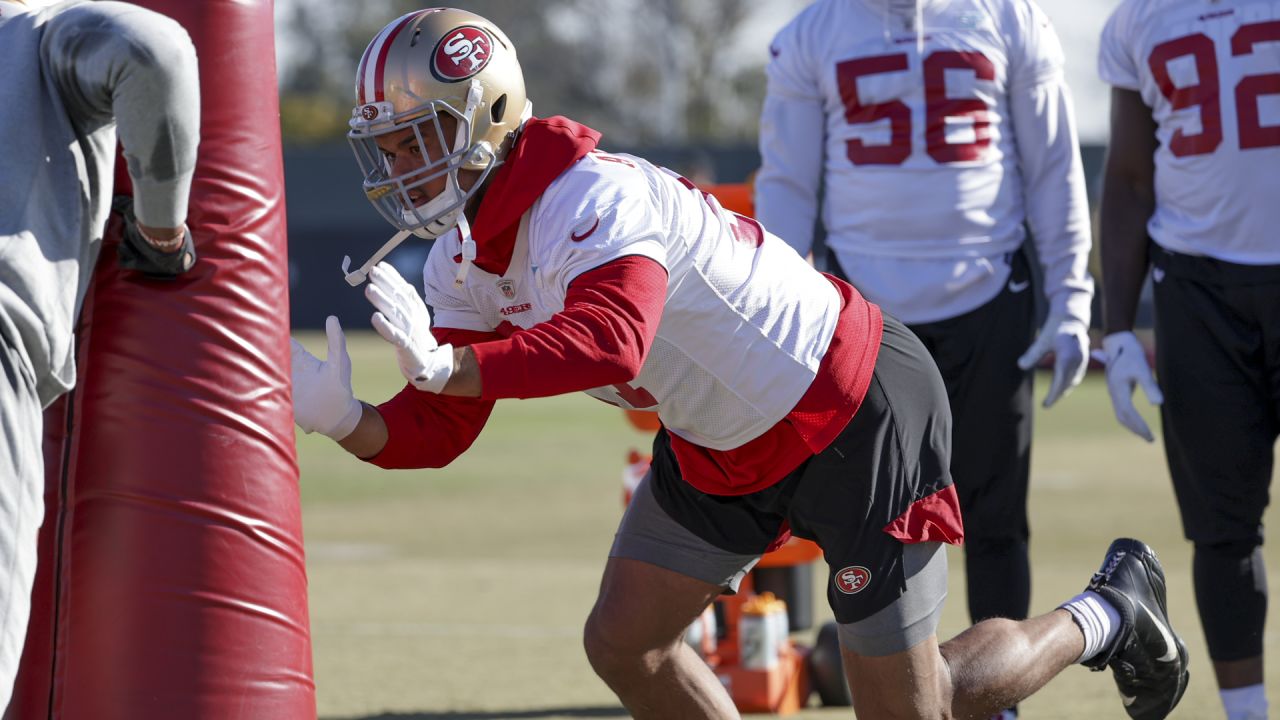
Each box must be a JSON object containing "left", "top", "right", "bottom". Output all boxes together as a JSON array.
[
  {"left": 432, "top": 26, "right": 492, "bottom": 81},
  {"left": 835, "top": 566, "right": 871, "bottom": 595}
]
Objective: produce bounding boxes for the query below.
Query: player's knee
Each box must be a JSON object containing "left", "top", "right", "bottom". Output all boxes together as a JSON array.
[
  {"left": 964, "top": 534, "right": 1026, "bottom": 557},
  {"left": 1193, "top": 538, "right": 1267, "bottom": 661},
  {"left": 845, "top": 646, "right": 956, "bottom": 719},
  {"left": 848, "top": 681, "right": 954, "bottom": 720},
  {"left": 582, "top": 607, "right": 620, "bottom": 674},
  {"left": 582, "top": 608, "right": 669, "bottom": 681},
  {"left": 852, "top": 694, "right": 954, "bottom": 720},
  {"left": 1195, "top": 537, "right": 1260, "bottom": 559}
]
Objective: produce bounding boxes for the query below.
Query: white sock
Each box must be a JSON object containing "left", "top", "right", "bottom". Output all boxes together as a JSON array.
[
  {"left": 1221, "top": 684, "right": 1269, "bottom": 720},
  {"left": 1059, "top": 590, "right": 1122, "bottom": 663}
]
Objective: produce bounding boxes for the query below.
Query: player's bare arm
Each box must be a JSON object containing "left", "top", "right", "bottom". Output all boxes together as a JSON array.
[
  {"left": 1097, "top": 84, "right": 1163, "bottom": 443},
  {"left": 290, "top": 315, "right": 475, "bottom": 460},
  {"left": 337, "top": 403, "right": 389, "bottom": 459},
  {"left": 1099, "top": 87, "right": 1158, "bottom": 335},
  {"left": 442, "top": 346, "right": 481, "bottom": 397}
]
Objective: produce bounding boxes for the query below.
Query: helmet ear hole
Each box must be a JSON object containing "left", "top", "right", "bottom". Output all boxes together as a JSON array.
[{"left": 491, "top": 94, "right": 508, "bottom": 124}]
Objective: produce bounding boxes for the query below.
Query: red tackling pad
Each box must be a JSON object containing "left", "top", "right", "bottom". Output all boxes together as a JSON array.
[{"left": 7, "top": 1, "right": 315, "bottom": 717}]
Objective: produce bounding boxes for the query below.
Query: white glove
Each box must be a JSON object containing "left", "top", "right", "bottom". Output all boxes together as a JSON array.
[
  {"left": 365, "top": 261, "right": 454, "bottom": 393},
  {"left": 1100, "top": 331, "right": 1163, "bottom": 442},
  {"left": 291, "top": 316, "right": 364, "bottom": 440},
  {"left": 1017, "top": 314, "right": 1090, "bottom": 408}
]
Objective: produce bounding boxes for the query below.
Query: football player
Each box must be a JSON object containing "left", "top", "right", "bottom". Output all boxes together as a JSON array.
[
  {"left": 292, "top": 9, "right": 1186, "bottom": 719},
  {"left": 754, "top": 3, "right": 1094, "bottom": 716},
  {"left": 1098, "top": 0, "right": 1280, "bottom": 717},
  {"left": 0, "top": 0, "right": 199, "bottom": 711}
]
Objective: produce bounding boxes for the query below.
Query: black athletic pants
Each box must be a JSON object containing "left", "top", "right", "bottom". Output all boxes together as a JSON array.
[{"left": 1151, "top": 244, "right": 1277, "bottom": 662}]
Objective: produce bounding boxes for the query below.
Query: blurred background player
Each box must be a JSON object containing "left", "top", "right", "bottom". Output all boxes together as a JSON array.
[
  {"left": 0, "top": 0, "right": 198, "bottom": 710},
  {"left": 291, "top": 8, "right": 1188, "bottom": 720},
  {"left": 1097, "top": 0, "right": 1280, "bottom": 717},
  {"left": 755, "top": 3, "right": 1094, "bottom": 716}
]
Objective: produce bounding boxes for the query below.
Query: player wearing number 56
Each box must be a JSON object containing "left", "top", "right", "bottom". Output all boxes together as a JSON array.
[
  {"left": 755, "top": 4, "right": 1094, "bottom": 717},
  {"left": 1097, "top": 0, "right": 1280, "bottom": 717},
  {"left": 291, "top": 7, "right": 1187, "bottom": 720}
]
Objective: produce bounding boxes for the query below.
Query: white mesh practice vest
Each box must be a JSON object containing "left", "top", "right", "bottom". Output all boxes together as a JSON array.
[
  {"left": 1100, "top": 0, "right": 1280, "bottom": 263},
  {"left": 423, "top": 151, "right": 841, "bottom": 451}
]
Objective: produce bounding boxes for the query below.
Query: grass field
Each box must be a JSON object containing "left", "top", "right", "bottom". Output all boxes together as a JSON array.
[{"left": 298, "top": 330, "right": 1279, "bottom": 720}]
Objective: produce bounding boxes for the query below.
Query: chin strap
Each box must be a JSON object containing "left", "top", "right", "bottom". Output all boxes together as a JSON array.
[
  {"left": 449, "top": 82, "right": 485, "bottom": 290},
  {"left": 342, "top": 229, "right": 413, "bottom": 287},
  {"left": 452, "top": 214, "right": 477, "bottom": 289},
  {"left": 451, "top": 238, "right": 477, "bottom": 289},
  {"left": 458, "top": 81, "right": 483, "bottom": 158}
]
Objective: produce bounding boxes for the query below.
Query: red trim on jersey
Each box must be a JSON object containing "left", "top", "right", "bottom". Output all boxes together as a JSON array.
[
  {"left": 788, "top": 276, "right": 883, "bottom": 455},
  {"left": 372, "top": 13, "right": 420, "bottom": 103},
  {"left": 883, "top": 484, "right": 965, "bottom": 545},
  {"left": 470, "top": 117, "right": 602, "bottom": 276},
  {"left": 668, "top": 275, "right": 884, "bottom": 496},
  {"left": 369, "top": 327, "right": 500, "bottom": 469},
  {"left": 470, "top": 256, "right": 668, "bottom": 399}
]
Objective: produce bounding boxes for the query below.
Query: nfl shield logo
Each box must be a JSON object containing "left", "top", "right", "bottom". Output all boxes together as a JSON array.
[{"left": 497, "top": 279, "right": 516, "bottom": 300}]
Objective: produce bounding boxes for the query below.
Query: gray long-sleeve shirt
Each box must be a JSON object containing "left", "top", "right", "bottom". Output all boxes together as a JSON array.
[{"left": 0, "top": 0, "right": 199, "bottom": 407}]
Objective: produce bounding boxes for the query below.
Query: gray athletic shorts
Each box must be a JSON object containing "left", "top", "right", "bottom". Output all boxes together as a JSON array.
[
  {"left": 609, "top": 314, "right": 953, "bottom": 657},
  {"left": 611, "top": 473, "right": 948, "bottom": 657}
]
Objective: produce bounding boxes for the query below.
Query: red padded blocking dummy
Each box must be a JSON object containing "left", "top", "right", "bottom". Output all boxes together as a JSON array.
[{"left": 8, "top": 1, "right": 315, "bottom": 718}]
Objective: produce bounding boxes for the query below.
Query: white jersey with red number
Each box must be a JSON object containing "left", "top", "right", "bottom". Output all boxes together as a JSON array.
[
  {"left": 1100, "top": 0, "right": 1280, "bottom": 264},
  {"left": 757, "top": 0, "right": 1093, "bottom": 325},
  {"left": 422, "top": 150, "right": 842, "bottom": 452}
]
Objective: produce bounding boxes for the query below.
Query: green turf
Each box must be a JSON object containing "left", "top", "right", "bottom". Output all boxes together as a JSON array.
[{"left": 300, "top": 330, "right": 1278, "bottom": 719}]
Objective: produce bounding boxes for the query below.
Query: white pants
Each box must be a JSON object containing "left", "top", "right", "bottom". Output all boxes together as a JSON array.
[{"left": 0, "top": 333, "right": 44, "bottom": 713}]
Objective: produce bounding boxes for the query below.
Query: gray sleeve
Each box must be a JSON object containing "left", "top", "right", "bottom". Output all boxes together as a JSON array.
[{"left": 41, "top": 1, "right": 199, "bottom": 228}]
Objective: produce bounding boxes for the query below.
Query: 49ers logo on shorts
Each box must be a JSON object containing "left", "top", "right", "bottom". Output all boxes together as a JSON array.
[
  {"left": 432, "top": 26, "right": 493, "bottom": 82},
  {"left": 835, "top": 565, "right": 871, "bottom": 595}
]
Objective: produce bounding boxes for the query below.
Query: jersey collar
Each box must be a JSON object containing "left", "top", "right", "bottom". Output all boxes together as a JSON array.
[{"left": 468, "top": 116, "right": 602, "bottom": 276}]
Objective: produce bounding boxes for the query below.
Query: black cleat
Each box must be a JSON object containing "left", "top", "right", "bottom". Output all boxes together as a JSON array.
[{"left": 1084, "top": 538, "right": 1190, "bottom": 720}]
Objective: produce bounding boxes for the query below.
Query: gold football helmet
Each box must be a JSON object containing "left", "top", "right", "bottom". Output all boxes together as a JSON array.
[{"left": 347, "top": 8, "right": 530, "bottom": 243}]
